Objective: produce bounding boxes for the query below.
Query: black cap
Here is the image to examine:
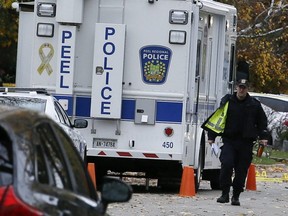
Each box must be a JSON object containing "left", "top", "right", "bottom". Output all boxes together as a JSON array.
[{"left": 237, "top": 79, "right": 249, "bottom": 88}]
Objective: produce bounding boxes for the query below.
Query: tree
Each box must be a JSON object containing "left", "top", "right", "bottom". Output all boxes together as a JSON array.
[
  {"left": 219, "top": 0, "right": 288, "bottom": 93},
  {"left": 1, "top": 0, "right": 288, "bottom": 93},
  {"left": 0, "top": 0, "right": 19, "bottom": 83}
]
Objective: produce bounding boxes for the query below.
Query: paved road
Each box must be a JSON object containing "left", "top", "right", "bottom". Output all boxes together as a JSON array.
[{"left": 107, "top": 172, "right": 288, "bottom": 216}]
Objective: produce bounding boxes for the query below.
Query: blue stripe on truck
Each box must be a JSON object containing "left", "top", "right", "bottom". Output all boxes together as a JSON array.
[
  {"left": 54, "top": 95, "right": 182, "bottom": 123},
  {"left": 121, "top": 99, "right": 136, "bottom": 120},
  {"left": 156, "top": 101, "right": 182, "bottom": 123},
  {"left": 54, "top": 95, "right": 74, "bottom": 116},
  {"left": 121, "top": 100, "right": 183, "bottom": 123}
]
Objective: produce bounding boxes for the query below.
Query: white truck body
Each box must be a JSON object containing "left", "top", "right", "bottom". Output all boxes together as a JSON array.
[{"left": 15, "top": 0, "right": 237, "bottom": 189}]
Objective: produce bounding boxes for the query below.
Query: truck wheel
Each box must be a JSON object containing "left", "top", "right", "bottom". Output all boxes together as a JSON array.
[
  {"left": 194, "top": 144, "right": 204, "bottom": 192},
  {"left": 96, "top": 166, "right": 107, "bottom": 190},
  {"left": 210, "top": 169, "right": 221, "bottom": 190},
  {"left": 210, "top": 178, "right": 221, "bottom": 190},
  {"left": 83, "top": 146, "right": 87, "bottom": 166}
]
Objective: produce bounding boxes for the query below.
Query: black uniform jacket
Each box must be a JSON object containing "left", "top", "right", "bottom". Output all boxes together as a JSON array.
[{"left": 207, "top": 93, "right": 268, "bottom": 141}]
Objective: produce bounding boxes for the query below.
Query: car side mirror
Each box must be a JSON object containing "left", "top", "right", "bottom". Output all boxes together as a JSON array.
[
  {"left": 100, "top": 177, "right": 133, "bottom": 204},
  {"left": 74, "top": 119, "right": 88, "bottom": 128}
]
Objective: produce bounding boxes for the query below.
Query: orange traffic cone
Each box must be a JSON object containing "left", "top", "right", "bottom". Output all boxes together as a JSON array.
[
  {"left": 246, "top": 163, "right": 256, "bottom": 191},
  {"left": 87, "top": 163, "right": 97, "bottom": 189},
  {"left": 179, "top": 166, "right": 196, "bottom": 197}
]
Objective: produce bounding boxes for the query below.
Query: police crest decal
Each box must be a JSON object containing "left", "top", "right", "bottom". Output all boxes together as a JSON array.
[{"left": 140, "top": 46, "right": 172, "bottom": 84}]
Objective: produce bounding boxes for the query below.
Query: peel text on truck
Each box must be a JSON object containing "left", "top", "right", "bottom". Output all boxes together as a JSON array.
[{"left": 14, "top": 0, "right": 238, "bottom": 191}]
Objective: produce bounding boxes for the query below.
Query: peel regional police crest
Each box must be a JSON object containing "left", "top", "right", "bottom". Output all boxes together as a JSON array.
[{"left": 140, "top": 45, "right": 172, "bottom": 84}]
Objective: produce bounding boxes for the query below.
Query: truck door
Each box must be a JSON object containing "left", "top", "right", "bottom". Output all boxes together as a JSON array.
[
  {"left": 196, "top": 15, "right": 211, "bottom": 122},
  {"left": 196, "top": 12, "right": 226, "bottom": 120}
]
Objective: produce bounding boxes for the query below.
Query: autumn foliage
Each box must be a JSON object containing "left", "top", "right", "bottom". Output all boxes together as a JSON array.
[
  {"left": 220, "top": 0, "right": 288, "bottom": 93},
  {"left": 0, "top": 0, "right": 288, "bottom": 93}
]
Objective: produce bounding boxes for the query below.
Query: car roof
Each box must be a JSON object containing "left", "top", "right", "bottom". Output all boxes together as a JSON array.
[
  {"left": 0, "top": 87, "right": 59, "bottom": 120},
  {"left": 0, "top": 87, "right": 53, "bottom": 100},
  {"left": 250, "top": 92, "right": 288, "bottom": 102},
  {"left": 0, "top": 105, "right": 49, "bottom": 132},
  {"left": 250, "top": 92, "right": 288, "bottom": 112},
  {"left": 0, "top": 87, "right": 48, "bottom": 93}
]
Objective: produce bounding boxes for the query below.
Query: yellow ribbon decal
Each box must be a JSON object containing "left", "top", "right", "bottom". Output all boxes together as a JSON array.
[{"left": 37, "top": 43, "right": 54, "bottom": 75}]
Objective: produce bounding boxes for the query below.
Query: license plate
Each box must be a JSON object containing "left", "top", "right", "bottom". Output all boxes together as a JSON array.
[{"left": 93, "top": 139, "right": 117, "bottom": 148}]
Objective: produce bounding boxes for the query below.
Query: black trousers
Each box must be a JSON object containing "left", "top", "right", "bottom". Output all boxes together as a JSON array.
[{"left": 219, "top": 138, "right": 254, "bottom": 193}]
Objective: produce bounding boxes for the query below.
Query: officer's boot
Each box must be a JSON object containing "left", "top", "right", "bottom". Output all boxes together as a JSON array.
[
  {"left": 231, "top": 191, "right": 241, "bottom": 206},
  {"left": 216, "top": 188, "right": 230, "bottom": 203}
]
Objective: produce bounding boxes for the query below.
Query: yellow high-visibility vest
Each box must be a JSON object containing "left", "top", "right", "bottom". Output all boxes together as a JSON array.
[{"left": 204, "top": 102, "right": 229, "bottom": 134}]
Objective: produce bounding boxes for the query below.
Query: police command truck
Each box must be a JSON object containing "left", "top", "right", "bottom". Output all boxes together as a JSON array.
[{"left": 13, "top": 0, "right": 238, "bottom": 191}]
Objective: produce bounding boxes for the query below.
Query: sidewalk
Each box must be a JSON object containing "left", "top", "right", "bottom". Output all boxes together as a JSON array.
[{"left": 255, "top": 164, "right": 288, "bottom": 182}]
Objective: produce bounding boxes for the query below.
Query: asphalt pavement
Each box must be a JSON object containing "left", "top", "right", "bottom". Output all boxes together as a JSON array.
[{"left": 107, "top": 164, "right": 288, "bottom": 216}]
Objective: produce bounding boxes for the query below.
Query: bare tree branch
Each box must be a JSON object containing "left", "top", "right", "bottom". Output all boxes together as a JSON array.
[
  {"left": 238, "top": 26, "right": 288, "bottom": 38},
  {"left": 238, "top": 1, "right": 288, "bottom": 37}
]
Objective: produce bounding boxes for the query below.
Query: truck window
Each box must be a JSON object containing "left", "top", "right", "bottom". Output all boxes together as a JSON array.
[
  {"left": 196, "top": 39, "right": 201, "bottom": 78},
  {"left": 229, "top": 44, "right": 235, "bottom": 83}
]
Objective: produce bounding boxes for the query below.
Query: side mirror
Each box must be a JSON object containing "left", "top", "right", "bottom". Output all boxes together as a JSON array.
[
  {"left": 100, "top": 177, "right": 133, "bottom": 204},
  {"left": 74, "top": 119, "right": 88, "bottom": 128}
]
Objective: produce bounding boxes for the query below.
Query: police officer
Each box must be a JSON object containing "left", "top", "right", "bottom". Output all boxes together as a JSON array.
[{"left": 207, "top": 79, "right": 268, "bottom": 206}]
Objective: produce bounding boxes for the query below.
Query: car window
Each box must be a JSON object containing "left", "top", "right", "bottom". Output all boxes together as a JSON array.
[
  {"left": 0, "top": 96, "right": 46, "bottom": 112},
  {"left": 35, "top": 144, "right": 50, "bottom": 184},
  {"left": 54, "top": 101, "right": 72, "bottom": 127},
  {"left": 35, "top": 122, "right": 72, "bottom": 190},
  {"left": 0, "top": 127, "right": 13, "bottom": 186},
  {"left": 53, "top": 125, "right": 96, "bottom": 198},
  {"left": 255, "top": 96, "right": 288, "bottom": 112}
]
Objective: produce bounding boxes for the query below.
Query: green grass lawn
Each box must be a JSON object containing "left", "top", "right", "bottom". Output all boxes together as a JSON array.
[{"left": 253, "top": 148, "right": 288, "bottom": 165}]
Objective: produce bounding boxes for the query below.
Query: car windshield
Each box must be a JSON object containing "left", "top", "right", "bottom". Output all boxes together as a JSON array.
[
  {"left": 252, "top": 96, "right": 288, "bottom": 112},
  {"left": 0, "top": 96, "right": 46, "bottom": 112}
]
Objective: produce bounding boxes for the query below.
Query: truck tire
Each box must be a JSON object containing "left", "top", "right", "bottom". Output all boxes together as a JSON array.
[
  {"left": 195, "top": 143, "right": 204, "bottom": 192},
  {"left": 210, "top": 169, "right": 221, "bottom": 190},
  {"left": 83, "top": 146, "right": 87, "bottom": 166},
  {"left": 210, "top": 178, "right": 221, "bottom": 190}
]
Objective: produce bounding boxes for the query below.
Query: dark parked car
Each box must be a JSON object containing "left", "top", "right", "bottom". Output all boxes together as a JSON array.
[{"left": 0, "top": 105, "right": 132, "bottom": 215}]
